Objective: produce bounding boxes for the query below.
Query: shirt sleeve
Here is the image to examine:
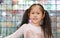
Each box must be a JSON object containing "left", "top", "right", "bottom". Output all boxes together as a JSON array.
[{"left": 4, "top": 24, "right": 26, "bottom": 38}]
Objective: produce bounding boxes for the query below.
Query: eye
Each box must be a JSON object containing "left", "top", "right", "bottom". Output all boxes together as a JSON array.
[
  {"left": 31, "top": 12, "right": 34, "bottom": 14},
  {"left": 37, "top": 12, "right": 40, "bottom": 14}
]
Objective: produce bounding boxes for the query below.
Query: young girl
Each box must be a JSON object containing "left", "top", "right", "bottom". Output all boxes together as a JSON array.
[{"left": 4, "top": 4, "right": 54, "bottom": 38}]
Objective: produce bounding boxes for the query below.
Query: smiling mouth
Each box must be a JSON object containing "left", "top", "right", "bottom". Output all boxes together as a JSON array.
[{"left": 33, "top": 18, "right": 38, "bottom": 20}]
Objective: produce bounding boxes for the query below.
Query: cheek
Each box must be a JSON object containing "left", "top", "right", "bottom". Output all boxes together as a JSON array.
[
  {"left": 38, "top": 15, "right": 43, "bottom": 20},
  {"left": 29, "top": 16, "right": 34, "bottom": 21},
  {"left": 29, "top": 14, "right": 32, "bottom": 19},
  {"left": 30, "top": 16, "right": 33, "bottom": 20}
]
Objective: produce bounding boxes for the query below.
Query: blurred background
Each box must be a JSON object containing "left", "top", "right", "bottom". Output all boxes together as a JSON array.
[{"left": 0, "top": 0, "right": 60, "bottom": 38}]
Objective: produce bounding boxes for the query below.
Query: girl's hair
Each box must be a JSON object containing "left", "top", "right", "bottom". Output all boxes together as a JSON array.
[{"left": 18, "top": 4, "right": 54, "bottom": 38}]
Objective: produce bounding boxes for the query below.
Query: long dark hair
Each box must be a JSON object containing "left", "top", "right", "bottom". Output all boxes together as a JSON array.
[{"left": 18, "top": 4, "right": 54, "bottom": 38}]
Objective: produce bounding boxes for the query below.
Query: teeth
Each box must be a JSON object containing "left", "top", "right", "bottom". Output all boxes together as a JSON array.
[{"left": 33, "top": 18, "right": 38, "bottom": 20}]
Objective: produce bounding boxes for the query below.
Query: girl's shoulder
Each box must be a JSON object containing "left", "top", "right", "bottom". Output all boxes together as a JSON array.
[
  {"left": 22, "top": 23, "right": 32, "bottom": 29},
  {"left": 20, "top": 23, "right": 29, "bottom": 28},
  {"left": 22, "top": 23, "right": 28, "bottom": 26},
  {"left": 20, "top": 23, "right": 34, "bottom": 30}
]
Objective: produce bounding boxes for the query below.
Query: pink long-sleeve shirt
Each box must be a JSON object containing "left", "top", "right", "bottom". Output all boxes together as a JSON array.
[{"left": 4, "top": 23, "right": 44, "bottom": 38}]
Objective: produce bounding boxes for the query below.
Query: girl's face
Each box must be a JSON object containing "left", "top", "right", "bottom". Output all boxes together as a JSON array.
[{"left": 29, "top": 5, "right": 44, "bottom": 24}]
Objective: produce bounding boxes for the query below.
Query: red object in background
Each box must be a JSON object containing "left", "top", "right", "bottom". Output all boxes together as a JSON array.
[
  {"left": 12, "top": 10, "right": 18, "bottom": 15},
  {"left": 12, "top": 0, "right": 18, "bottom": 4}
]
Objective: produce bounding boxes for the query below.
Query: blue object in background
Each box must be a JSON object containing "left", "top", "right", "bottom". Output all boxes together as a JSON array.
[
  {"left": 0, "top": 10, "right": 2, "bottom": 21},
  {"left": 0, "top": 10, "right": 2, "bottom": 14},
  {"left": 0, "top": 15, "right": 2, "bottom": 21}
]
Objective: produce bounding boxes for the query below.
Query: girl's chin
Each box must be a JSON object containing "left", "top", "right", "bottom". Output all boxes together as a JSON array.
[{"left": 32, "top": 21, "right": 39, "bottom": 24}]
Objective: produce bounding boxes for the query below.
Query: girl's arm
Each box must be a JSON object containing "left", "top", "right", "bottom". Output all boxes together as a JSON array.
[{"left": 4, "top": 24, "right": 25, "bottom": 38}]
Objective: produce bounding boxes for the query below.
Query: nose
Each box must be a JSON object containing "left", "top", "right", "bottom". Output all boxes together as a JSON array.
[{"left": 34, "top": 14, "right": 37, "bottom": 17}]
